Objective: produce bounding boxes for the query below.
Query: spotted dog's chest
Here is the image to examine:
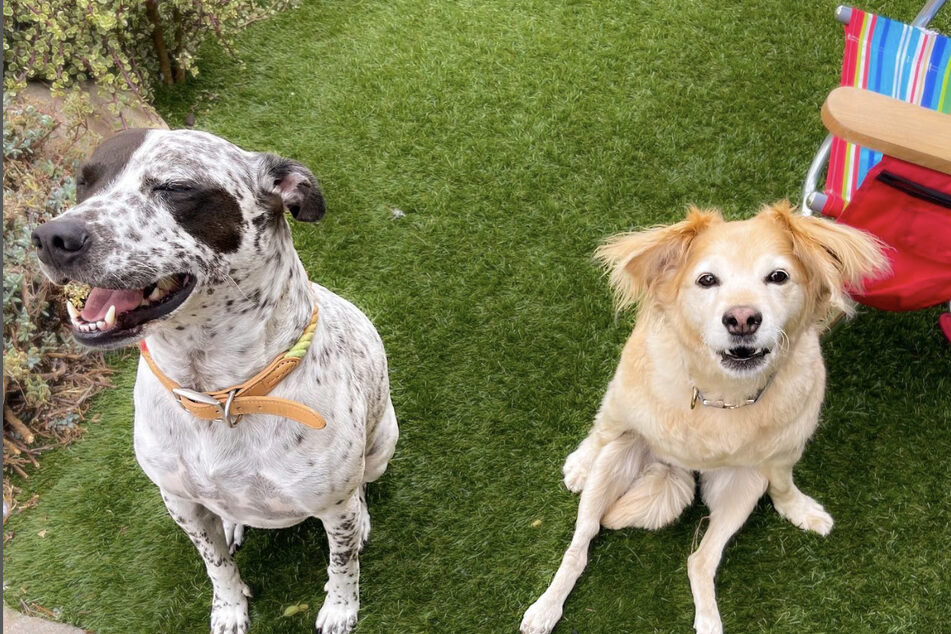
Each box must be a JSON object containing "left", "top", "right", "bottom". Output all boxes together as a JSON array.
[
  {"left": 131, "top": 368, "right": 363, "bottom": 528},
  {"left": 131, "top": 284, "right": 390, "bottom": 527}
]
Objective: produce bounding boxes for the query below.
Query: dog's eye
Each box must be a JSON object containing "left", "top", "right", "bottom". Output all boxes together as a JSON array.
[
  {"left": 153, "top": 182, "right": 194, "bottom": 194},
  {"left": 696, "top": 273, "right": 719, "bottom": 288},
  {"left": 766, "top": 269, "right": 789, "bottom": 285}
]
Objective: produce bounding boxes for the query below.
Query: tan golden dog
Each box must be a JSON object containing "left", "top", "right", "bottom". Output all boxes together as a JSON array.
[{"left": 521, "top": 202, "right": 888, "bottom": 634}]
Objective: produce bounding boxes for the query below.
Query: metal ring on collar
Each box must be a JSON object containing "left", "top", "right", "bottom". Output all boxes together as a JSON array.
[{"left": 222, "top": 389, "right": 241, "bottom": 427}]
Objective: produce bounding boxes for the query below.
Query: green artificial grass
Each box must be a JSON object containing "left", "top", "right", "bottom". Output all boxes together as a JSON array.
[{"left": 5, "top": 1, "right": 951, "bottom": 632}]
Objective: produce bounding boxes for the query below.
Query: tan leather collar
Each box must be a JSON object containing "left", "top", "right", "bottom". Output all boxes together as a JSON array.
[{"left": 139, "top": 301, "right": 326, "bottom": 430}]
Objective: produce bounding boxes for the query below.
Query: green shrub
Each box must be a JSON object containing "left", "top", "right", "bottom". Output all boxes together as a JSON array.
[
  {"left": 3, "top": 0, "right": 299, "bottom": 107},
  {"left": 2, "top": 96, "right": 112, "bottom": 483},
  {"left": 3, "top": 98, "right": 77, "bottom": 409}
]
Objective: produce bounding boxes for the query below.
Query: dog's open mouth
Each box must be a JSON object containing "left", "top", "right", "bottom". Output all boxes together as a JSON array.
[
  {"left": 719, "top": 346, "right": 770, "bottom": 371},
  {"left": 65, "top": 273, "right": 195, "bottom": 345}
]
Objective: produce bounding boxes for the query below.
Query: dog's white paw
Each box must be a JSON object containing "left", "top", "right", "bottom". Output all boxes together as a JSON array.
[
  {"left": 520, "top": 597, "right": 562, "bottom": 634},
  {"left": 210, "top": 591, "right": 249, "bottom": 634},
  {"left": 693, "top": 610, "right": 723, "bottom": 634},
  {"left": 775, "top": 494, "right": 834, "bottom": 536},
  {"left": 562, "top": 447, "right": 592, "bottom": 493},
  {"left": 315, "top": 598, "right": 358, "bottom": 634}
]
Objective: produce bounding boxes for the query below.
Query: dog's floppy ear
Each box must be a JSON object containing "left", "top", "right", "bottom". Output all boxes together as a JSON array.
[
  {"left": 595, "top": 206, "right": 722, "bottom": 310},
  {"left": 765, "top": 201, "right": 889, "bottom": 319},
  {"left": 256, "top": 153, "right": 325, "bottom": 221}
]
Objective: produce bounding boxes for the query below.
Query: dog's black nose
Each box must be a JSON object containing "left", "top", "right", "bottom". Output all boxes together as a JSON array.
[
  {"left": 722, "top": 306, "right": 762, "bottom": 336},
  {"left": 32, "top": 218, "right": 91, "bottom": 267}
]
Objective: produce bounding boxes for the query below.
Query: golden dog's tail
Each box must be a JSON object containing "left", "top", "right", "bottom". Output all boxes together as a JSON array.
[{"left": 601, "top": 461, "right": 695, "bottom": 531}]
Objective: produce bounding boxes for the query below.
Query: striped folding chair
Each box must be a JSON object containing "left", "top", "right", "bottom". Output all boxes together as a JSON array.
[{"left": 803, "top": 1, "right": 951, "bottom": 342}]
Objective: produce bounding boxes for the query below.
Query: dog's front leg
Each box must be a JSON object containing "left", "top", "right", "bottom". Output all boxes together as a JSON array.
[
  {"left": 764, "top": 464, "right": 833, "bottom": 536},
  {"left": 563, "top": 385, "right": 634, "bottom": 493},
  {"left": 315, "top": 489, "right": 365, "bottom": 634},
  {"left": 562, "top": 431, "right": 606, "bottom": 493},
  {"left": 161, "top": 492, "right": 251, "bottom": 634},
  {"left": 521, "top": 435, "right": 643, "bottom": 634},
  {"left": 562, "top": 414, "right": 627, "bottom": 493},
  {"left": 688, "top": 468, "right": 767, "bottom": 634}
]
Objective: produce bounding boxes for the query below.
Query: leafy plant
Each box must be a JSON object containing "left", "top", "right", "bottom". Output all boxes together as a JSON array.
[
  {"left": 2, "top": 96, "right": 113, "bottom": 499},
  {"left": 3, "top": 1, "right": 299, "bottom": 110}
]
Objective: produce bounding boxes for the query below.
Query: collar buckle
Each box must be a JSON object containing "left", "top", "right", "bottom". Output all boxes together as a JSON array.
[
  {"left": 172, "top": 388, "right": 242, "bottom": 426},
  {"left": 222, "top": 389, "right": 241, "bottom": 427}
]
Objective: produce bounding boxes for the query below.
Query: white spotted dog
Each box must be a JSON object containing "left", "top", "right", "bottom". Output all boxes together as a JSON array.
[{"left": 32, "top": 129, "right": 399, "bottom": 634}]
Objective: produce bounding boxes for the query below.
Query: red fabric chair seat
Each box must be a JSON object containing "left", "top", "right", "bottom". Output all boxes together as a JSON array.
[{"left": 823, "top": 156, "right": 951, "bottom": 312}]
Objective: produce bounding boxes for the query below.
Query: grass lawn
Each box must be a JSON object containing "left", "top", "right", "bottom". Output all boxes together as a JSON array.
[{"left": 4, "top": 1, "right": 951, "bottom": 632}]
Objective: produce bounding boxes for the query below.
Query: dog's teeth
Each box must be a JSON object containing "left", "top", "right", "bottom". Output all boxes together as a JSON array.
[
  {"left": 149, "top": 286, "right": 164, "bottom": 301},
  {"left": 66, "top": 301, "right": 80, "bottom": 322},
  {"left": 104, "top": 305, "right": 116, "bottom": 328},
  {"left": 96, "top": 321, "right": 106, "bottom": 330}
]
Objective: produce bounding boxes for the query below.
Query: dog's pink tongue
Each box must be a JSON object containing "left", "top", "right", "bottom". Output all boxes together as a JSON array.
[{"left": 80, "top": 287, "right": 143, "bottom": 322}]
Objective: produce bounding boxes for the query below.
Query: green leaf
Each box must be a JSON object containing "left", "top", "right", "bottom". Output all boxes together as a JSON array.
[{"left": 281, "top": 604, "right": 301, "bottom": 617}]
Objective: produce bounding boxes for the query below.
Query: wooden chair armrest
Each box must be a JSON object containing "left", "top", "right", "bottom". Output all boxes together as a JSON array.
[{"left": 821, "top": 86, "right": 951, "bottom": 175}]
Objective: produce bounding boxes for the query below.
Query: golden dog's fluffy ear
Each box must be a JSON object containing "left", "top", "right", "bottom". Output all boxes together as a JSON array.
[
  {"left": 764, "top": 201, "right": 890, "bottom": 319},
  {"left": 595, "top": 207, "right": 722, "bottom": 310}
]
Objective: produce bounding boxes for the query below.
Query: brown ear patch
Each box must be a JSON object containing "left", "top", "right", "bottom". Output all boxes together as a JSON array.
[
  {"left": 257, "top": 153, "right": 325, "bottom": 222},
  {"left": 76, "top": 129, "right": 151, "bottom": 203}
]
